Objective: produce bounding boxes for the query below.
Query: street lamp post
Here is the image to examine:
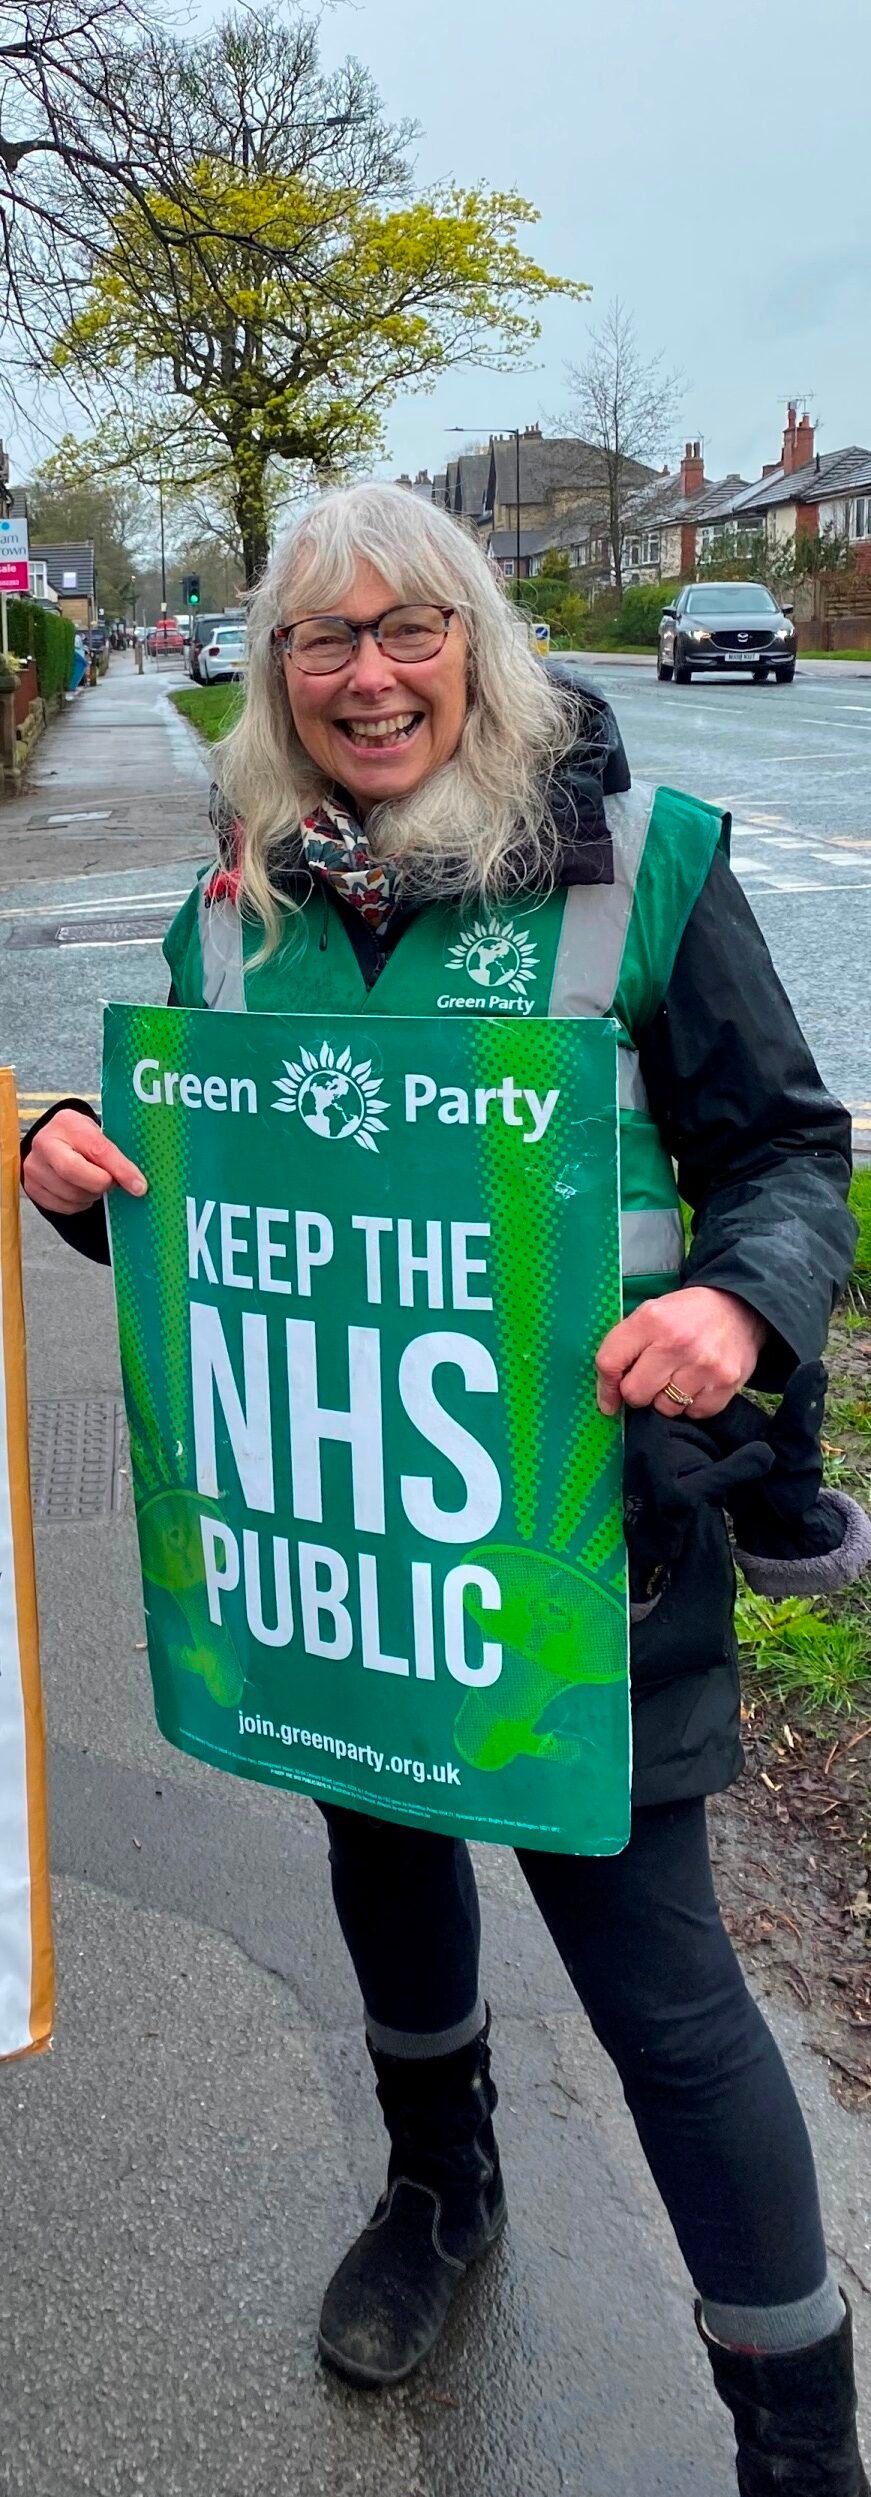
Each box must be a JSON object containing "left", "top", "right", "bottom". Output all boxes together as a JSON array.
[
  {"left": 446, "top": 426, "right": 522, "bottom": 591},
  {"left": 158, "top": 468, "right": 167, "bottom": 616}
]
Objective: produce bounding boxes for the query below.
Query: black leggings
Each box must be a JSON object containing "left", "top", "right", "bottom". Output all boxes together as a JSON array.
[{"left": 321, "top": 1796, "right": 827, "bottom": 2309}]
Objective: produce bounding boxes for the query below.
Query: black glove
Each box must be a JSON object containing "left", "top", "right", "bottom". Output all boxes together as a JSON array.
[
  {"left": 702, "top": 1362, "right": 871, "bottom": 1595},
  {"left": 623, "top": 1406, "right": 774, "bottom": 1605}
]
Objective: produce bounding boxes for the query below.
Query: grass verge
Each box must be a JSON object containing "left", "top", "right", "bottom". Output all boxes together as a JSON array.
[
  {"left": 802, "top": 649, "right": 871, "bottom": 663},
  {"left": 737, "top": 1287, "right": 871, "bottom": 1719},
  {"left": 169, "top": 683, "right": 243, "bottom": 742}
]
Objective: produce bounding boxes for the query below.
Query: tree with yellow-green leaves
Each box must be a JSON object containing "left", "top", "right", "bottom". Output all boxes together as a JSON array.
[{"left": 35, "top": 5, "right": 588, "bottom": 584}]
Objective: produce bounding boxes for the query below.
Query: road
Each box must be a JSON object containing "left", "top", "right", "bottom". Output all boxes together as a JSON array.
[
  {"left": 0, "top": 656, "right": 869, "bottom": 2497},
  {"left": 572, "top": 658, "right": 871, "bottom": 1138}
]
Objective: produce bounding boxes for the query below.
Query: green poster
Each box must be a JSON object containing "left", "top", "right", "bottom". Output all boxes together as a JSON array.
[{"left": 103, "top": 1004, "right": 629, "bottom": 1854}]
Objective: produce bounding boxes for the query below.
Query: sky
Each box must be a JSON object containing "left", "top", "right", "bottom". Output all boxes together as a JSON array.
[
  {"left": 311, "top": 0, "right": 871, "bottom": 489},
  {"left": 7, "top": 0, "right": 871, "bottom": 497}
]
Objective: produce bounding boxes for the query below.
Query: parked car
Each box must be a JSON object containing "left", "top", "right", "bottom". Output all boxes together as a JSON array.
[
  {"left": 657, "top": 582, "right": 797, "bottom": 684},
  {"left": 188, "top": 610, "right": 244, "bottom": 680},
  {"left": 147, "top": 619, "right": 185, "bottom": 655},
  {"left": 198, "top": 621, "right": 248, "bottom": 683}
]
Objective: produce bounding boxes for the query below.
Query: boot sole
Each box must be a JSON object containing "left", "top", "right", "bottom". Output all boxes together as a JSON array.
[{"left": 317, "top": 2204, "right": 509, "bottom": 2391}]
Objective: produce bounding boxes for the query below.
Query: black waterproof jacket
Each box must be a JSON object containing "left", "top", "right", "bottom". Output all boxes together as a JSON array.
[{"left": 22, "top": 684, "right": 855, "bottom": 1807}]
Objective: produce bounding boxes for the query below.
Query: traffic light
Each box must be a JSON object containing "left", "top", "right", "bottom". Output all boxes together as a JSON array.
[{"left": 188, "top": 574, "right": 200, "bottom": 607}]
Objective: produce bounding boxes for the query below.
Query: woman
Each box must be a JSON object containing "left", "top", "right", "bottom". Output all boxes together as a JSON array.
[{"left": 22, "top": 485, "right": 868, "bottom": 2492}]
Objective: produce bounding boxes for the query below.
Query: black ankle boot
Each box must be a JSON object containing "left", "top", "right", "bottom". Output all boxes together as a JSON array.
[
  {"left": 697, "top": 2297, "right": 870, "bottom": 2494},
  {"left": 318, "top": 2010, "right": 507, "bottom": 2388}
]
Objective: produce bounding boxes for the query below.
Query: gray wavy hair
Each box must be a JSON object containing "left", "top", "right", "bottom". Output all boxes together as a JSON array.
[{"left": 214, "top": 482, "right": 578, "bottom": 952}]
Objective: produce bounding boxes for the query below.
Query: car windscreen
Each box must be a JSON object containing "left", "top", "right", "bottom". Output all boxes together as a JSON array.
[{"left": 685, "top": 585, "right": 777, "bottom": 615}]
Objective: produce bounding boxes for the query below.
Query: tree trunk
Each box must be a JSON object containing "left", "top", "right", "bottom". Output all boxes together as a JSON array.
[
  {"left": 234, "top": 452, "right": 270, "bottom": 589},
  {"left": 611, "top": 509, "right": 623, "bottom": 599},
  {"left": 607, "top": 460, "right": 623, "bottom": 598}
]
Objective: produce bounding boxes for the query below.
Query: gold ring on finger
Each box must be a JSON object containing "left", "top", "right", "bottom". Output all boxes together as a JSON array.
[{"left": 662, "top": 1379, "right": 694, "bottom": 1408}]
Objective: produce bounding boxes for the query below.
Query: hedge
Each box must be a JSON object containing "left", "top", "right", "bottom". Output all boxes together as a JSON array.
[
  {"left": 612, "top": 581, "right": 681, "bottom": 648},
  {"left": 5, "top": 595, "right": 76, "bottom": 701}
]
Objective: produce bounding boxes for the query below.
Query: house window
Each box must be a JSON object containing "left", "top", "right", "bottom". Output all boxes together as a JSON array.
[
  {"left": 529, "top": 554, "right": 542, "bottom": 577},
  {"left": 643, "top": 533, "right": 660, "bottom": 565},
  {"left": 502, "top": 558, "right": 514, "bottom": 578},
  {"left": 851, "top": 495, "right": 871, "bottom": 540},
  {"left": 626, "top": 539, "right": 640, "bottom": 566}
]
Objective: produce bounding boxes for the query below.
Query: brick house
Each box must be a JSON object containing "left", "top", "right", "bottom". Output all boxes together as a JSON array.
[
  {"left": 481, "top": 427, "right": 656, "bottom": 580},
  {"left": 726, "top": 408, "right": 871, "bottom": 572},
  {"left": 621, "top": 444, "right": 750, "bottom": 582},
  {"left": 438, "top": 452, "right": 492, "bottom": 535},
  {"left": 30, "top": 542, "right": 96, "bottom": 629},
  {"left": 394, "top": 469, "right": 438, "bottom": 504}
]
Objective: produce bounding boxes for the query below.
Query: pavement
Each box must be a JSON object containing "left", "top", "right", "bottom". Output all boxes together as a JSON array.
[{"left": 1, "top": 654, "right": 870, "bottom": 2497}]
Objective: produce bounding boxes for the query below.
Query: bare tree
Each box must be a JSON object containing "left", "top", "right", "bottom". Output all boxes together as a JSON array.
[{"left": 561, "top": 299, "right": 681, "bottom": 595}]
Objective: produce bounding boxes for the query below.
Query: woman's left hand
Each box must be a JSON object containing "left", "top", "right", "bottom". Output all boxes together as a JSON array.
[{"left": 595, "top": 1286, "right": 768, "bottom": 1421}]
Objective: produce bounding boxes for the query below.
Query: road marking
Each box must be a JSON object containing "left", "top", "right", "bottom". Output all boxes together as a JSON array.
[
  {"left": 727, "top": 822, "right": 871, "bottom": 895},
  {"left": 0, "top": 889, "right": 190, "bottom": 921},
  {"left": 46, "top": 810, "right": 113, "bottom": 825}
]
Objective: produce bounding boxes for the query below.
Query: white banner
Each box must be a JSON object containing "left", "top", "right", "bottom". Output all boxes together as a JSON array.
[{"left": 0, "top": 1070, "right": 53, "bottom": 2059}]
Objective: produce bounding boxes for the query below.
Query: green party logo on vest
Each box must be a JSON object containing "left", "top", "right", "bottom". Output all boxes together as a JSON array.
[
  {"left": 440, "top": 915, "right": 538, "bottom": 1015},
  {"left": 273, "top": 1043, "right": 389, "bottom": 1154}
]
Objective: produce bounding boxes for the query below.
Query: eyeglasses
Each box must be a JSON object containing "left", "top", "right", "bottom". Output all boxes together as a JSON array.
[{"left": 273, "top": 603, "right": 455, "bottom": 675}]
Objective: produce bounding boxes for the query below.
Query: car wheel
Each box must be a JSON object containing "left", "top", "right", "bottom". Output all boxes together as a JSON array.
[
  {"left": 656, "top": 643, "right": 674, "bottom": 683},
  {"left": 673, "top": 640, "right": 691, "bottom": 684},
  {"left": 775, "top": 664, "right": 796, "bottom": 683}
]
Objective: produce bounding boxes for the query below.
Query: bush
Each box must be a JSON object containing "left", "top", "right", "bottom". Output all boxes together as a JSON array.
[
  {"left": 5, "top": 595, "right": 76, "bottom": 700},
  {"left": 612, "top": 580, "right": 680, "bottom": 648}
]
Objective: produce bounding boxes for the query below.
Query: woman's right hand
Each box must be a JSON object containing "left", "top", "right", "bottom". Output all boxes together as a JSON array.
[{"left": 22, "top": 1109, "right": 147, "bottom": 1216}]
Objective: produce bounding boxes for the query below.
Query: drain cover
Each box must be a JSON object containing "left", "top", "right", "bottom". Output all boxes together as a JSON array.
[
  {"left": 29, "top": 1397, "right": 131, "bottom": 1520},
  {"left": 9, "top": 912, "right": 168, "bottom": 949}
]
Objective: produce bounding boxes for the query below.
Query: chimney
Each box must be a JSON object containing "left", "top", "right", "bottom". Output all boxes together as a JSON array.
[
  {"left": 415, "top": 469, "right": 431, "bottom": 485},
  {"left": 794, "top": 410, "right": 814, "bottom": 470},
  {"left": 680, "top": 439, "right": 705, "bottom": 496},
  {"left": 761, "top": 463, "right": 778, "bottom": 478}
]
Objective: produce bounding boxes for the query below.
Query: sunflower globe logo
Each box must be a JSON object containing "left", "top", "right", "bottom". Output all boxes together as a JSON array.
[
  {"left": 272, "top": 1042, "right": 389, "bottom": 1153},
  {"left": 445, "top": 915, "right": 538, "bottom": 999}
]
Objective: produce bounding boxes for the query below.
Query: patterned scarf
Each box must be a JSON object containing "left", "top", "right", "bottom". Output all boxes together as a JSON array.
[{"left": 299, "top": 794, "right": 402, "bottom": 933}]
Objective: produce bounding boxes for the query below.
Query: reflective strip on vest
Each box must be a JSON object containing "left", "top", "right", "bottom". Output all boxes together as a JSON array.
[
  {"left": 548, "top": 786, "right": 654, "bottom": 1018},
  {"left": 546, "top": 787, "right": 683, "bottom": 1294},
  {"left": 617, "top": 1049, "right": 648, "bottom": 1112},
  {"left": 621, "top": 1207, "right": 684, "bottom": 1276},
  {"left": 198, "top": 884, "right": 245, "bottom": 1013}
]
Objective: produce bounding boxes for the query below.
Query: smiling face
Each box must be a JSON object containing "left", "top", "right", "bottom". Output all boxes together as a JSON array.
[{"left": 281, "top": 560, "right": 470, "bottom": 809}]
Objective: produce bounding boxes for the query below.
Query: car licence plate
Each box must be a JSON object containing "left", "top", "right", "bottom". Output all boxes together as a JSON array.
[{"left": 724, "top": 649, "right": 754, "bottom": 661}]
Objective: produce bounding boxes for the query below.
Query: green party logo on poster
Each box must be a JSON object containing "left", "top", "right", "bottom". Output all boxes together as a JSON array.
[
  {"left": 104, "top": 1005, "right": 630, "bottom": 1856},
  {"left": 273, "top": 1042, "right": 390, "bottom": 1150}
]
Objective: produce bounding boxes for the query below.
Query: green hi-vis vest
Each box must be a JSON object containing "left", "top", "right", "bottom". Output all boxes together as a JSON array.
[{"left": 165, "top": 782, "right": 726, "bottom": 1315}]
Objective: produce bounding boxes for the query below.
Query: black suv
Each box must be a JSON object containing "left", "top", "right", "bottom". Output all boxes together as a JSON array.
[{"left": 657, "top": 582, "right": 797, "bottom": 684}]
